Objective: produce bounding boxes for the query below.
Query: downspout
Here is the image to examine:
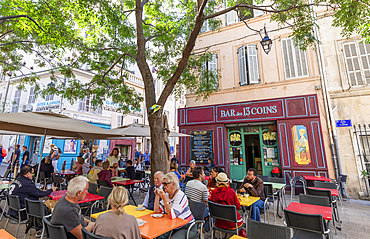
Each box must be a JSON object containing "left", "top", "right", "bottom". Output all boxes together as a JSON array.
[{"left": 310, "top": 3, "right": 344, "bottom": 184}]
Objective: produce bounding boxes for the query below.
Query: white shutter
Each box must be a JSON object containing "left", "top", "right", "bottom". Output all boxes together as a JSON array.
[
  {"left": 208, "top": 53, "right": 217, "bottom": 75},
  {"left": 359, "top": 42, "right": 370, "bottom": 84},
  {"left": 226, "top": 11, "right": 236, "bottom": 25},
  {"left": 281, "top": 38, "right": 309, "bottom": 80},
  {"left": 343, "top": 43, "right": 362, "bottom": 86},
  {"left": 79, "top": 97, "right": 86, "bottom": 111},
  {"left": 28, "top": 86, "right": 35, "bottom": 104},
  {"left": 247, "top": 44, "right": 260, "bottom": 84},
  {"left": 238, "top": 45, "right": 248, "bottom": 86}
]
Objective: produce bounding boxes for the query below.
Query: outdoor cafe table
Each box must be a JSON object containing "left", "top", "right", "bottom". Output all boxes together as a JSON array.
[
  {"left": 55, "top": 170, "right": 81, "bottom": 176},
  {"left": 113, "top": 179, "right": 144, "bottom": 206},
  {"left": 139, "top": 213, "right": 188, "bottom": 239},
  {"left": 286, "top": 202, "right": 333, "bottom": 220},
  {"left": 0, "top": 182, "right": 11, "bottom": 190},
  {"left": 111, "top": 177, "right": 129, "bottom": 183},
  {"left": 0, "top": 229, "right": 16, "bottom": 239},
  {"left": 90, "top": 205, "right": 153, "bottom": 219},
  {"left": 237, "top": 196, "right": 260, "bottom": 207},
  {"left": 230, "top": 235, "right": 247, "bottom": 239},
  {"left": 308, "top": 187, "right": 339, "bottom": 197},
  {"left": 48, "top": 190, "right": 105, "bottom": 204},
  {"left": 302, "top": 175, "right": 332, "bottom": 182}
]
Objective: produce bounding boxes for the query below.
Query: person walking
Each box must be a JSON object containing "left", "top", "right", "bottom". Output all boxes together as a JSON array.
[{"left": 50, "top": 145, "right": 59, "bottom": 171}]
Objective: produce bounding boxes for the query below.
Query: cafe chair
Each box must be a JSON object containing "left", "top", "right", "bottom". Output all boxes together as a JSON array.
[
  {"left": 24, "top": 198, "right": 50, "bottom": 239},
  {"left": 97, "top": 180, "right": 110, "bottom": 188},
  {"left": 88, "top": 182, "right": 99, "bottom": 194},
  {"left": 264, "top": 184, "right": 278, "bottom": 222},
  {"left": 81, "top": 228, "right": 112, "bottom": 239},
  {"left": 313, "top": 181, "right": 337, "bottom": 189},
  {"left": 338, "top": 174, "right": 349, "bottom": 205},
  {"left": 247, "top": 218, "right": 290, "bottom": 239},
  {"left": 208, "top": 201, "right": 244, "bottom": 239},
  {"left": 286, "top": 172, "right": 306, "bottom": 202},
  {"left": 42, "top": 215, "right": 68, "bottom": 239},
  {"left": 1, "top": 169, "right": 12, "bottom": 181},
  {"left": 38, "top": 171, "right": 53, "bottom": 190},
  {"left": 267, "top": 177, "right": 285, "bottom": 184},
  {"left": 258, "top": 175, "right": 269, "bottom": 182},
  {"left": 306, "top": 188, "right": 341, "bottom": 234},
  {"left": 52, "top": 175, "right": 65, "bottom": 190},
  {"left": 299, "top": 194, "right": 330, "bottom": 207},
  {"left": 284, "top": 209, "right": 331, "bottom": 239},
  {"left": 4, "top": 194, "right": 28, "bottom": 238},
  {"left": 90, "top": 186, "right": 113, "bottom": 216},
  {"left": 229, "top": 183, "right": 237, "bottom": 192},
  {"left": 187, "top": 200, "right": 206, "bottom": 239}
]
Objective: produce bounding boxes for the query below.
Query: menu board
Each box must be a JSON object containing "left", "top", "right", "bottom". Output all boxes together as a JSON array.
[{"left": 190, "top": 130, "right": 213, "bottom": 163}]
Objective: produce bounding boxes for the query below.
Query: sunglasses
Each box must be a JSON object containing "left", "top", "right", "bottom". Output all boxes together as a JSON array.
[{"left": 162, "top": 182, "right": 172, "bottom": 185}]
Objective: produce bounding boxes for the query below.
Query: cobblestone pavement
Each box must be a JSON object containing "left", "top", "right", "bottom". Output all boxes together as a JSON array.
[{"left": 0, "top": 180, "right": 369, "bottom": 238}]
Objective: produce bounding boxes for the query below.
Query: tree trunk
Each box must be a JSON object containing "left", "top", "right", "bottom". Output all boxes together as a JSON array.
[{"left": 148, "top": 110, "right": 170, "bottom": 184}]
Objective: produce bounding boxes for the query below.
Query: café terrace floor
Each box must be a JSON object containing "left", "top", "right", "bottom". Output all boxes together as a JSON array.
[{"left": 0, "top": 192, "right": 369, "bottom": 239}]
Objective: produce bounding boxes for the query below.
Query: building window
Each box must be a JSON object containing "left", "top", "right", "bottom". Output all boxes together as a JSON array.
[
  {"left": 342, "top": 42, "right": 370, "bottom": 86},
  {"left": 12, "top": 89, "right": 22, "bottom": 113},
  {"left": 237, "top": 44, "right": 260, "bottom": 85},
  {"left": 79, "top": 95, "right": 102, "bottom": 114},
  {"left": 281, "top": 38, "right": 309, "bottom": 80},
  {"left": 225, "top": 0, "right": 236, "bottom": 26},
  {"left": 238, "top": 1, "right": 264, "bottom": 21},
  {"left": 201, "top": 53, "right": 218, "bottom": 90},
  {"left": 28, "top": 87, "right": 35, "bottom": 104},
  {"left": 117, "top": 114, "right": 124, "bottom": 127},
  {"left": 45, "top": 93, "right": 54, "bottom": 101}
]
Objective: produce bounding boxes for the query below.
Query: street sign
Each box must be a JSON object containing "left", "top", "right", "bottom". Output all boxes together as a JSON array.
[{"left": 336, "top": 120, "right": 352, "bottom": 127}]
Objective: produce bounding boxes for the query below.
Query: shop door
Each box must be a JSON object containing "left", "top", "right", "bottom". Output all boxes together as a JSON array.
[
  {"left": 30, "top": 137, "right": 42, "bottom": 164},
  {"left": 244, "top": 134, "right": 262, "bottom": 175}
]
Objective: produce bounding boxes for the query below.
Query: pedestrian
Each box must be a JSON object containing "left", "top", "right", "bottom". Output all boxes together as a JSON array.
[
  {"left": 21, "top": 146, "right": 30, "bottom": 168},
  {"left": 50, "top": 145, "right": 59, "bottom": 170},
  {"left": 8, "top": 144, "right": 20, "bottom": 168},
  {"left": 143, "top": 149, "right": 150, "bottom": 166},
  {"left": 0, "top": 143, "right": 7, "bottom": 165}
]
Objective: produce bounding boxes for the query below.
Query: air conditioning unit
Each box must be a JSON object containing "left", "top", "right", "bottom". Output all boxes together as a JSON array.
[{"left": 22, "top": 104, "right": 33, "bottom": 112}]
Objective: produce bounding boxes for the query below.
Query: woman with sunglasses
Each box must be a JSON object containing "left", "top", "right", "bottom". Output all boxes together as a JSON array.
[{"left": 154, "top": 172, "right": 196, "bottom": 239}]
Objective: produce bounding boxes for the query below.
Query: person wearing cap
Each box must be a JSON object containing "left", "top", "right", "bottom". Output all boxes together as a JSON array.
[
  {"left": 237, "top": 168, "right": 265, "bottom": 221},
  {"left": 50, "top": 145, "right": 59, "bottom": 170},
  {"left": 209, "top": 172, "right": 243, "bottom": 230}
]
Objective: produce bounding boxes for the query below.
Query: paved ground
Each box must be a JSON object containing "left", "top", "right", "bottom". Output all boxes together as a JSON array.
[{"left": 0, "top": 164, "right": 369, "bottom": 238}]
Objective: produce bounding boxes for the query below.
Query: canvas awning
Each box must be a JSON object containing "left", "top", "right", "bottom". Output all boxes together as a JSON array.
[
  {"left": 107, "top": 123, "right": 191, "bottom": 138},
  {"left": 0, "top": 112, "right": 122, "bottom": 139}
]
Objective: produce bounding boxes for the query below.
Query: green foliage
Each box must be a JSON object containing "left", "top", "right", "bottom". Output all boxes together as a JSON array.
[{"left": 1, "top": 0, "right": 370, "bottom": 112}]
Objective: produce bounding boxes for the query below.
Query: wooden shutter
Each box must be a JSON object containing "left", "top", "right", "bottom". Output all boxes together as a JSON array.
[
  {"left": 238, "top": 45, "right": 248, "bottom": 85},
  {"left": 28, "top": 86, "right": 35, "bottom": 104},
  {"left": 281, "top": 38, "right": 309, "bottom": 80},
  {"left": 343, "top": 42, "right": 363, "bottom": 86},
  {"left": 247, "top": 44, "right": 260, "bottom": 84},
  {"left": 359, "top": 42, "right": 370, "bottom": 84},
  {"left": 208, "top": 53, "right": 218, "bottom": 89},
  {"left": 253, "top": 1, "right": 264, "bottom": 17}
]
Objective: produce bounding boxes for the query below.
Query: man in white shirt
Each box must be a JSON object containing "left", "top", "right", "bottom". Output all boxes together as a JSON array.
[{"left": 143, "top": 171, "right": 163, "bottom": 210}]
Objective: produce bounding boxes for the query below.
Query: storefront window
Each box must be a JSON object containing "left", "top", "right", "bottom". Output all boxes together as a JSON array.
[
  {"left": 230, "top": 147, "right": 243, "bottom": 165},
  {"left": 263, "top": 131, "right": 277, "bottom": 145},
  {"left": 243, "top": 126, "right": 259, "bottom": 133},
  {"left": 229, "top": 132, "right": 242, "bottom": 147}
]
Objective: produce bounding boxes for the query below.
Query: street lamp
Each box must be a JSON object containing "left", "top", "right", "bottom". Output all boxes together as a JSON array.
[{"left": 260, "top": 26, "right": 272, "bottom": 55}]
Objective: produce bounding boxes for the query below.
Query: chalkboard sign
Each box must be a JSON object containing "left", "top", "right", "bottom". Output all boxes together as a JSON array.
[{"left": 190, "top": 130, "right": 213, "bottom": 163}]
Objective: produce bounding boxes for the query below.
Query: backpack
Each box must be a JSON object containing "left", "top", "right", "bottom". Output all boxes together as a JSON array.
[{"left": 1, "top": 147, "right": 7, "bottom": 157}]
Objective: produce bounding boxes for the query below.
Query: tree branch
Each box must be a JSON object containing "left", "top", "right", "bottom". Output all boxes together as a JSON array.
[
  {"left": 0, "top": 29, "right": 14, "bottom": 39},
  {"left": 0, "top": 15, "right": 45, "bottom": 32},
  {"left": 145, "top": 31, "right": 170, "bottom": 43},
  {"left": 140, "top": 0, "right": 150, "bottom": 8}
]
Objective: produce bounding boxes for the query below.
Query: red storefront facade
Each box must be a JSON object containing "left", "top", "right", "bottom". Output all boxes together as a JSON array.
[{"left": 178, "top": 94, "right": 329, "bottom": 181}]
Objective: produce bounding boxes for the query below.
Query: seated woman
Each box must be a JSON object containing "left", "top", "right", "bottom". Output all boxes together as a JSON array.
[
  {"left": 154, "top": 172, "right": 196, "bottom": 239},
  {"left": 97, "top": 161, "right": 113, "bottom": 187},
  {"left": 209, "top": 172, "right": 243, "bottom": 230},
  {"left": 93, "top": 187, "right": 141, "bottom": 239},
  {"left": 207, "top": 167, "right": 223, "bottom": 188}
]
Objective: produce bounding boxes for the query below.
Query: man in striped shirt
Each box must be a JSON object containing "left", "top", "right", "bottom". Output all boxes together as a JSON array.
[{"left": 185, "top": 166, "right": 210, "bottom": 232}]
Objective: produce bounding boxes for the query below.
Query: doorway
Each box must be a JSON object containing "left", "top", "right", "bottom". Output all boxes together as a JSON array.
[
  {"left": 30, "top": 137, "right": 42, "bottom": 164},
  {"left": 244, "top": 134, "right": 262, "bottom": 175}
]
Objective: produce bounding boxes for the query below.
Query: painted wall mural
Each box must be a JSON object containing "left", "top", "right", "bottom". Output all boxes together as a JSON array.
[{"left": 291, "top": 125, "right": 311, "bottom": 165}]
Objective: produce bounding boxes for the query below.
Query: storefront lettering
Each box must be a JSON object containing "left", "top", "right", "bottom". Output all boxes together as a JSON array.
[
  {"left": 230, "top": 133, "right": 241, "bottom": 142},
  {"left": 220, "top": 105, "right": 277, "bottom": 118}
]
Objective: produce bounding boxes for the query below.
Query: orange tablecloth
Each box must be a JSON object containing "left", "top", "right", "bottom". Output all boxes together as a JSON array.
[
  {"left": 138, "top": 213, "right": 188, "bottom": 239},
  {"left": 0, "top": 229, "right": 16, "bottom": 239}
]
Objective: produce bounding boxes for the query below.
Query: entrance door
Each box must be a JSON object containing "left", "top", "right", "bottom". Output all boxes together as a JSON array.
[
  {"left": 30, "top": 137, "right": 42, "bottom": 164},
  {"left": 244, "top": 134, "right": 262, "bottom": 175}
]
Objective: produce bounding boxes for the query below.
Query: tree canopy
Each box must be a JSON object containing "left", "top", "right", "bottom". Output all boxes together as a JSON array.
[{"left": 1, "top": 0, "right": 370, "bottom": 173}]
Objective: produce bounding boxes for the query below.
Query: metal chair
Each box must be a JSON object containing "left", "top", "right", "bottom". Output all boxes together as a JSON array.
[
  {"left": 88, "top": 182, "right": 99, "bottom": 194},
  {"left": 307, "top": 187, "right": 341, "bottom": 234},
  {"left": 187, "top": 200, "right": 206, "bottom": 239},
  {"left": 229, "top": 183, "right": 237, "bottom": 192},
  {"left": 208, "top": 201, "right": 244, "bottom": 239},
  {"left": 52, "top": 174, "right": 64, "bottom": 190},
  {"left": 264, "top": 184, "right": 278, "bottom": 221},
  {"left": 24, "top": 198, "right": 49, "bottom": 239},
  {"left": 4, "top": 194, "right": 28, "bottom": 237},
  {"left": 268, "top": 177, "right": 285, "bottom": 184},
  {"left": 81, "top": 227, "right": 112, "bottom": 239},
  {"left": 258, "top": 175, "right": 269, "bottom": 182},
  {"left": 313, "top": 181, "right": 337, "bottom": 189},
  {"left": 97, "top": 180, "right": 110, "bottom": 188},
  {"left": 284, "top": 209, "right": 331, "bottom": 239},
  {"left": 247, "top": 218, "right": 290, "bottom": 239},
  {"left": 90, "top": 186, "right": 113, "bottom": 216},
  {"left": 286, "top": 172, "right": 306, "bottom": 202},
  {"left": 338, "top": 174, "right": 349, "bottom": 205},
  {"left": 42, "top": 215, "right": 68, "bottom": 239},
  {"left": 299, "top": 194, "right": 330, "bottom": 207}
]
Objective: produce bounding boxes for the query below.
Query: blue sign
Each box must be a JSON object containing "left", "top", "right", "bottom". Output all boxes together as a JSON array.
[{"left": 336, "top": 120, "right": 352, "bottom": 127}]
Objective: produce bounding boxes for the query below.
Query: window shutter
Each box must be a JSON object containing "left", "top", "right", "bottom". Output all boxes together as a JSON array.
[
  {"left": 253, "top": 1, "right": 264, "bottom": 17},
  {"left": 359, "top": 42, "right": 370, "bottom": 84},
  {"left": 238, "top": 45, "right": 248, "bottom": 86},
  {"left": 79, "top": 97, "right": 85, "bottom": 111},
  {"left": 208, "top": 53, "right": 218, "bottom": 89},
  {"left": 247, "top": 44, "right": 260, "bottom": 84},
  {"left": 28, "top": 87, "right": 35, "bottom": 104},
  {"left": 343, "top": 43, "right": 362, "bottom": 86},
  {"left": 281, "top": 38, "right": 309, "bottom": 80},
  {"left": 201, "top": 20, "right": 208, "bottom": 33}
]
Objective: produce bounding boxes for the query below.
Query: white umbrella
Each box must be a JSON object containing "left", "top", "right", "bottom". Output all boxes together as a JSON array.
[{"left": 108, "top": 123, "right": 191, "bottom": 138}]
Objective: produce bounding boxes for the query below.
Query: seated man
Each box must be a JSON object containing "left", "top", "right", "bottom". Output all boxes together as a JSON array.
[
  {"left": 237, "top": 168, "right": 265, "bottom": 221},
  {"left": 185, "top": 160, "right": 196, "bottom": 176},
  {"left": 87, "top": 160, "right": 103, "bottom": 184},
  {"left": 35, "top": 155, "right": 54, "bottom": 178},
  {"left": 143, "top": 171, "right": 163, "bottom": 210},
  {"left": 51, "top": 176, "right": 95, "bottom": 239},
  {"left": 184, "top": 166, "right": 210, "bottom": 232},
  {"left": 8, "top": 165, "right": 57, "bottom": 220},
  {"left": 123, "top": 160, "right": 136, "bottom": 179}
]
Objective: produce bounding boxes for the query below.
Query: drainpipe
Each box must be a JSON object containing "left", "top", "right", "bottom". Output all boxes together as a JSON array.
[
  {"left": 2, "top": 75, "right": 10, "bottom": 113},
  {"left": 310, "top": 3, "right": 347, "bottom": 196}
]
